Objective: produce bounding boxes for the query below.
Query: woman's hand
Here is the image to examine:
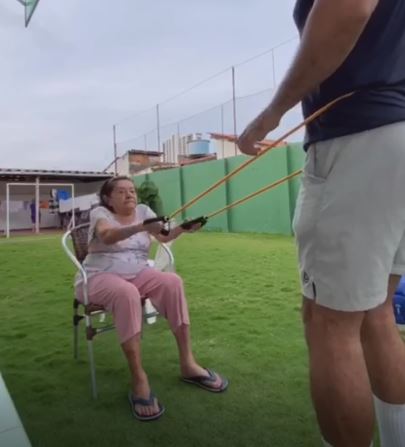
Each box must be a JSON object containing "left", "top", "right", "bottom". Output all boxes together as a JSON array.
[
  {"left": 181, "top": 222, "right": 202, "bottom": 233},
  {"left": 141, "top": 221, "right": 163, "bottom": 235}
]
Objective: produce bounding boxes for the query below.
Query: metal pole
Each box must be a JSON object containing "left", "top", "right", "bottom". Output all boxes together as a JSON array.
[
  {"left": 156, "top": 104, "right": 161, "bottom": 154},
  {"left": 271, "top": 49, "right": 276, "bottom": 88},
  {"left": 177, "top": 122, "right": 181, "bottom": 157},
  {"left": 35, "top": 176, "right": 40, "bottom": 234},
  {"left": 113, "top": 125, "right": 118, "bottom": 175},
  {"left": 6, "top": 184, "right": 10, "bottom": 238},
  {"left": 221, "top": 104, "right": 225, "bottom": 159},
  {"left": 231, "top": 66, "right": 238, "bottom": 156},
  {"left": 71, "top": 184, "right": 76, "bottom": 228}
]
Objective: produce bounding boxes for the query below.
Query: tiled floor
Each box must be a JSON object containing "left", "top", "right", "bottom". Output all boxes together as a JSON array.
[{"left": 0, "top": 374, "right": 32, "bottom": 447}]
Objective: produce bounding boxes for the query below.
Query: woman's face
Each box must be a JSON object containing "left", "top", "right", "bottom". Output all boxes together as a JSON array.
[{"left": 107, "top": 180, "right": 138, "bottom": 214}]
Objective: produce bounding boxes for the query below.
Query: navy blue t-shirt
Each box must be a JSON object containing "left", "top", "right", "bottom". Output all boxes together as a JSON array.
[{"left": 294, "top": 0, "right": 405, "bottom": 146}]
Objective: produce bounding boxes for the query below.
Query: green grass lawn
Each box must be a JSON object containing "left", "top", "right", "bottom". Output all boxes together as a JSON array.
[{"left": 0, "top": 232, "right": 323, "bottom": 446}]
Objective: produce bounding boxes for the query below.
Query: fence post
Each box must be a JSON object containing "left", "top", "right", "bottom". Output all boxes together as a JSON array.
[
  {"left": 271, "top": 49, "right": 276, "bottom": 88},
  {"left": 231, "top": 66, "right": 238, "bottom": 156},
  {"left": 113, "top": 125, "right": 118, "bottom": 175},
  {"left": 220, "top": 104, "right": 225, "bottom": 159},
  {"left": 156, "top": 104, "right": 161, "bottom": 155}
]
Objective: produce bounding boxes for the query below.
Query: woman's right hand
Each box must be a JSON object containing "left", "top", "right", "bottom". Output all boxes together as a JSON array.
[{"left": 141, "top": 221, "right": 163, "bottom": 235}]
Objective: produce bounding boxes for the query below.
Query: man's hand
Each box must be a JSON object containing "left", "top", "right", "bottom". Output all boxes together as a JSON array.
[
  {"left": 239, "top": 0, "right": 378, "bottom": 158},
  {"left": 237, "top": 108, "right": 281, "bottom": 156}
]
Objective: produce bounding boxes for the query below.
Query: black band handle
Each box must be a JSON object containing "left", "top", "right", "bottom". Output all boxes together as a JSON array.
[
  {"left": 143, "top": 216, "right": 168, "bottom": 225},
  {"left": 180, "top": 216, "right": 208, "bottom": 230},
  {"left": 142, "top": 216, "right": 170, "bottom": 236}
]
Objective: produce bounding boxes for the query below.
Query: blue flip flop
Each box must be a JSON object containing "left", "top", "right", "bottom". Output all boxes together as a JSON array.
[
  {"left": 128, "top": 391, "right": 165, "bottom": 422},
  {"left": 182, "top": 368, "right": 229, "bottom": 393}
]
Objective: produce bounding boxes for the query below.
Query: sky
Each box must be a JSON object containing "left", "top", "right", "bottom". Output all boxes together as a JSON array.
[{"left": 0, "top": 0, "right": 298, "bottom": 172}]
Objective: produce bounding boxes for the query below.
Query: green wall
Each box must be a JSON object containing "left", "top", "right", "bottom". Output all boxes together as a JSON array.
[
  {"left": 145, "top": 169, "right": 182, "bottom": 216},
  {"left": 133, "top": 142, "right": 305, "bottom": 235},
  {"left": 226, "top": 149, "right": 291, "bottom": 235},
  {"left": 181, "top": 159, "right": 228, "bottom": 232}
]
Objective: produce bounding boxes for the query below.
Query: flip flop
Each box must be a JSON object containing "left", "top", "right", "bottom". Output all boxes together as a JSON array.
[
  {"left": 182, "top": 368, "right": 229, "bottom": 393},
  {"left": 128, "top": 391, "right": 165, "bottom": 421}
]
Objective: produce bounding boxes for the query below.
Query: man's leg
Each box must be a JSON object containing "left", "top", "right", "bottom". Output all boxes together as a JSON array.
[
  {"left": 361, "top": 275, "right": 405, "bottom": 447},
  {"left": 303, "top": 298, "right": 374, "bottom": 447}
]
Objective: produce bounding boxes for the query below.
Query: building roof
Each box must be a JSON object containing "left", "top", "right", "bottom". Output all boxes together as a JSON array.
[
  {"left": 103, "top": 149, "right": 164, "bottom": 172},
  {"left": 0, "top": 168, "right": 114, "bottom": 183},
  {"left": 128, "top": 149, "right": 163, "bottom": 156},
  {"left": 178, "top": 154, "right": 217, "bottom": 166},
  {"left": 209, "top": 132, "right": 288, "bottom": 148}
]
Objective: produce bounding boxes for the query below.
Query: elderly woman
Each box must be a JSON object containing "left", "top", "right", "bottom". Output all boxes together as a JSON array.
[{"left": 75, "top": 176, "right": 228, "bottom": 421}]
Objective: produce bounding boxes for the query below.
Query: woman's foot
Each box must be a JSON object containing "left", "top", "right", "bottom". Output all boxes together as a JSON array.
[
  {"left": 131, "top": 372, "right": 162, "bottom": 419},
  {"left": 181, "top": 363, "right": 228, "bottom": 392}
]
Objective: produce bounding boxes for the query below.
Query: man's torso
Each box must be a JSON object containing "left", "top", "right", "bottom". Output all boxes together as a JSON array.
[{"left": 294, "top": 0, "right": 405, "bottom": 146}]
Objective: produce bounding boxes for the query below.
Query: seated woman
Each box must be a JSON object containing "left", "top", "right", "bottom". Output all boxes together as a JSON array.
[{"left": 75, "top": 176, "right": 228, "bottom": 421}]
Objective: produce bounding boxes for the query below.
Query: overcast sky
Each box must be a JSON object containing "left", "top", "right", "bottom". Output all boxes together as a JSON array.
[{"left": 0, "top": 0, "right": 298, "bottom": 172}]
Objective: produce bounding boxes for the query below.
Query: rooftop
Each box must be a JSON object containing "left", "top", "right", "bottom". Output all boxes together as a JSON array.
[{"left": 0, "top": 168, "right": 113, "bottom": 183}]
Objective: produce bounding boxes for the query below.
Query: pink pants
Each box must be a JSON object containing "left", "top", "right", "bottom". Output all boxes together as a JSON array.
[{"left": 75, "top": 268, "right": 190, "bottom": 343}]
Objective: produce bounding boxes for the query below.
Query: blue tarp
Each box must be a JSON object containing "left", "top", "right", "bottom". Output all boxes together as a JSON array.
[{"left": 394, "top": 276, "right": 405, "bottom": 324}]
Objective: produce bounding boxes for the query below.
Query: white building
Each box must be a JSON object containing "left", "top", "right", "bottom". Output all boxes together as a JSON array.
[{"left": 0, "top": 168, "right": 112, "bottom": 234}]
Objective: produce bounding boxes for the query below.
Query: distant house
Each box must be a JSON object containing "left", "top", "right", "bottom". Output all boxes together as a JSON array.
[
  {"left": 104, "top": 149, "right": 164, "bottom": 176},
  {"left": 0, "top": 168, "right": 112, "bottom": 233},
  {"left": 161, "top": 132, "right": 288, "bottom": 164},
  {"left": 108, "top": 132, "right": 288, "bottom": 178}
]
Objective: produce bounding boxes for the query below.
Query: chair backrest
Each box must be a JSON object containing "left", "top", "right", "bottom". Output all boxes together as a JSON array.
[
  {"left": 63, "top": 223, "right": 174, "bottom": 270},
  {"left": 69, "top": 223, "right": 90, "bottom": 264},
  {"left": 153, "top": 241, "right": 175, "bottom": 272}
]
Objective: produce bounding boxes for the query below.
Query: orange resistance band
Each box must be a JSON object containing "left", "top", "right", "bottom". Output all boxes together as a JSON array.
[
  {"left": 169, "top": 92, "right": 354, "bottom": 220},
  {"left": 206, "top": 169, "right": 303, "bottom": 219}
]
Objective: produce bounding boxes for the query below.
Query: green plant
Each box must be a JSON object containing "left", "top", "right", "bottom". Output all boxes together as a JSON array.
[{"left": 136, "top": 179, "right": 164, "bottom": 216}]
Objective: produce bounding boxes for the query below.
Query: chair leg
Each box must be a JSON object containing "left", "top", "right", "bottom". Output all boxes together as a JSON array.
[
  {"left": 73, "top": 299, "right": 81, "bottom": 360},
  {"left": 73, "top": 324, "right": 79, "bottom": 360},
  {"left": 87, "top": 339, "right": 98, "bottom": 399},
  {"left": 85, "top": 316, "right": 98, "bottom": 399}
]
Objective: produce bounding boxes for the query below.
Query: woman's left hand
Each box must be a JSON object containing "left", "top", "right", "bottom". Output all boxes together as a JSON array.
[{"left": 182, "top": 222, "right": 202, "bottom": 233}]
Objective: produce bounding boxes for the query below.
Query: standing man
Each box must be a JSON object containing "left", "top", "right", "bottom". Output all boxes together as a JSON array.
[{"left": 237, "top": 1, "right": 405, "bottom": 446}]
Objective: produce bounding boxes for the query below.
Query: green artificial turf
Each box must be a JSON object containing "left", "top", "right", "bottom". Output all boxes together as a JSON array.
[{"left": 0, "top": 232, "right": 337, "bottom": 447}]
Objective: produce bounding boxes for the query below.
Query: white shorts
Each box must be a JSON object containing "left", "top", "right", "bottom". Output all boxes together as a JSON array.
[{"left": 293, "top": 122, "right": 405, "bottom": 312}]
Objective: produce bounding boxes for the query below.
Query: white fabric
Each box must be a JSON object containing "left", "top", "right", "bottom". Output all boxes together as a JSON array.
[
  {"left": 75, "top": 204, "right": 156, "bottom": 284},
  {"left": 293, "top": 122, "right": 405, "bottom": 311},
  {"left": 374, "top": 395, "right": 405, "bottom": 447}
]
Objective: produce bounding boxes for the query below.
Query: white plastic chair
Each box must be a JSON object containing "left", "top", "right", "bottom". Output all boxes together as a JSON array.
[{"left": 61, "top": 223, "right": 175, "bottom": 398}]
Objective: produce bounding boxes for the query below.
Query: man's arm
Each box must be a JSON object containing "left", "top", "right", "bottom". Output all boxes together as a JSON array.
[
  {"left": 238, "top": 0, "right": 379, "bottom": 153},
  {"left": 270, "top": 0, "right": 378, "bottom": 116}
]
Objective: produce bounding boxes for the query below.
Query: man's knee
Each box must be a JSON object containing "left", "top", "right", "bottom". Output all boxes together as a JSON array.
[
  {"left": 302, "top": 297, "right": 364, "bottom": 344},
  {"left": 361, "top": 274, "right": 401, "bottom": 336},
  {"left": 362, "top": 298, "right": 397, "bottom": 339}
]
